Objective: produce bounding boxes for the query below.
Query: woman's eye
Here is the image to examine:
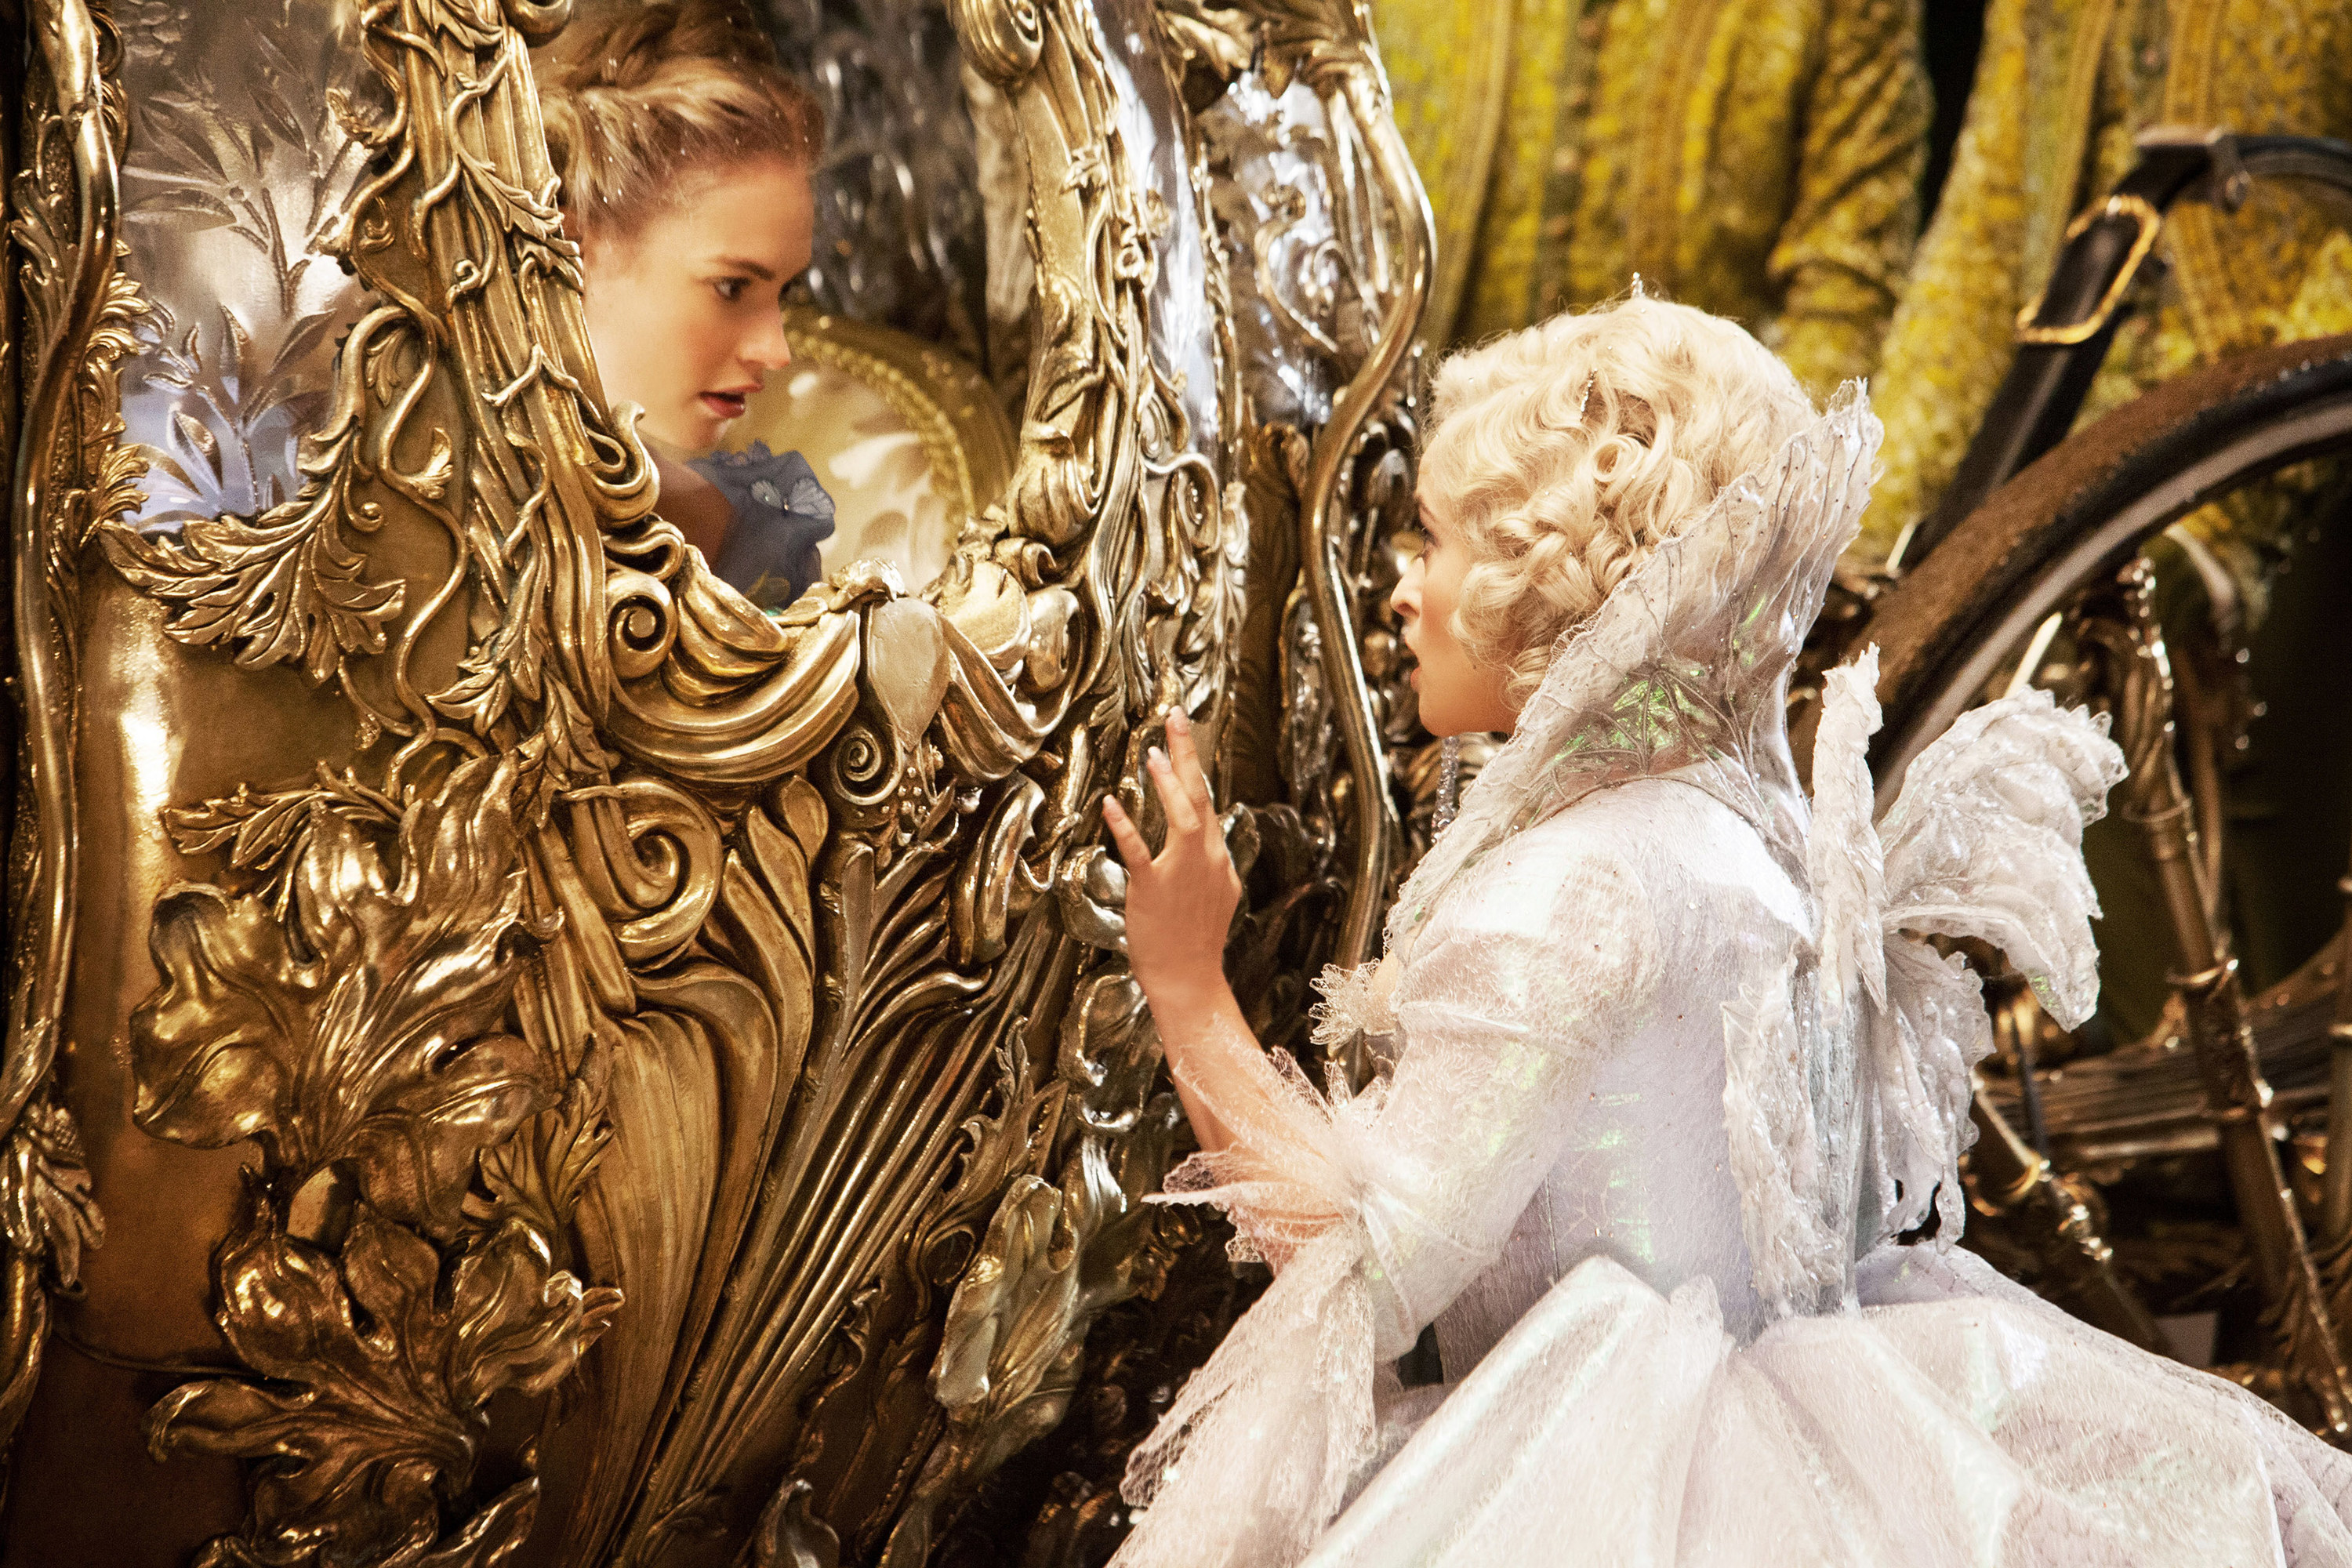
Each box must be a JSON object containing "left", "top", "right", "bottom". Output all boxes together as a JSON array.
[{"left": 713, "top": 278, "right": 747, "bottom": 303}]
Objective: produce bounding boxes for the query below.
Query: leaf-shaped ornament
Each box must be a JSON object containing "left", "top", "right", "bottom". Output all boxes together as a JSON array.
[
  {"left": 146, "top": 1177, "right": 620, "bottom": 1567},
  {"left": 129, "top": 758, "right": 560, "bottom": 1232}
]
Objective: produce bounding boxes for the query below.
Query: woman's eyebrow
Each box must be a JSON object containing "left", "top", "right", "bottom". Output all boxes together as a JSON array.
[{"left": 712, "top": 255, "right": 779, "bottom": 281}]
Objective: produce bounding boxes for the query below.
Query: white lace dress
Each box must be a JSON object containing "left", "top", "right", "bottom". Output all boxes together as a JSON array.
[{"left": 1111, "top": 388, "right": 2352, "bottom": 1567}]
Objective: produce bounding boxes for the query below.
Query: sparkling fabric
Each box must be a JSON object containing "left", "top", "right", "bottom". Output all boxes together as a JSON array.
[
  {"left": 1309, "top": 1245, "right": 2352, "bottom": 1567},
  {"left": 1373, "top": 0, "right": 1930, "bottom": 395},
  {"left": 1860, "top": 0, "right": 2352, "bottom": 572},
  {"left": 1109, "top": 391, "right": 2352, "bottom": 1566}
]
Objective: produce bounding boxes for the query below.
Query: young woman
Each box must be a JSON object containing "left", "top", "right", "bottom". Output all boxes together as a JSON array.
[
  {"left": 1103, "top": 296, "right": 2352, "bottom": 1566},
  {"left": 537, "top": 0, "right": 835, "bottom": 609}
]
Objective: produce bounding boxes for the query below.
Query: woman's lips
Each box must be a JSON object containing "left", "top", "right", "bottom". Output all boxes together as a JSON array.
[{"left": 700, "top": 391, "right": 748, "bottom": 419}]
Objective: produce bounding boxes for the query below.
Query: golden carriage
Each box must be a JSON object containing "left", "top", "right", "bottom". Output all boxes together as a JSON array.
[
  {"left": 9, "top": 0, "right": 2352, "bottom": 1561},
  {"left": 0, "top": 0, "right": 1428, "bottom": 1560}
]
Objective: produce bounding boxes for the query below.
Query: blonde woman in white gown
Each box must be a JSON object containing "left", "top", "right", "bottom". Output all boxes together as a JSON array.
[{"left": 1097, "top": 296, "right": 2352, "bottom": 1567}]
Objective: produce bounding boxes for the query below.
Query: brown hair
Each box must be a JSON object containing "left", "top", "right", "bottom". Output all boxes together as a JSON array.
[{"left": 535, "top": 0, "right": 824, "bottom": 239}]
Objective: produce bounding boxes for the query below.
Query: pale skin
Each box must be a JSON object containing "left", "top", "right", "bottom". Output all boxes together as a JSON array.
[
  {"left": 1104, "top": 490, "right": 1516, "bottom": 1161},
  {"left": 574, "top": 155, "right": 818, "bottom": 561}
]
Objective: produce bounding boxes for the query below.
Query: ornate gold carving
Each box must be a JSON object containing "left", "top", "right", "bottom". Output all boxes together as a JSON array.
[
  {"left": 887, "top": 3, "right": 1434, "bottom": 1541},
  {"left": 877, "top": 971, "right": 1185, "bottom": 1566},
  {"left": 64, "top": 0, "right": 1200, "bottom": 1552},
  {"left": 21, "top": 0, "right": 1429, "bottom": 1553},
  {"left": 609, "top": 0, "right": 1254, "bottom": 1542},
  {"left": 76, "top": 0, "right": 869, "bottom": 1556},
  {"left": 1235, "top": 0, "right": 1428, "bottom": 971},
  {"left": 2, "top": 0, "right": 137, "bottom": 1454},
  {"left": 949, "top": 0, "right": 1045, "bottom": 88},
  {"left": 144, "top": 1177, "right": 619, "bottom": 1567},
  {"left": 131, "top": 757, "right": 559, "bottom": 1234},
  {"left": 96, "top": 305, "right": 412, "bottom": 687}
]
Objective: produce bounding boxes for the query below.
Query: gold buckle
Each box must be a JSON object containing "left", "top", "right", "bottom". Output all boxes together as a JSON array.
[{"left": 2014, "top": 193, "right": 2165, "bottom": 346}]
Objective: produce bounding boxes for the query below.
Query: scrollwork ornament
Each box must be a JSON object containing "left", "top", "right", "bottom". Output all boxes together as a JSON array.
[
  {"left": 2, "top": 0, "right": 140, "bottom": 1458},
  {"left": 145, "top": 1176, "right": 618, "bottom": 1568},
  {"left": 949, "top": 0, "right": 1046, "bottom": 86},
  {"left": 499, "top": 0, "right": 575, "bottom": 47},
  {"left": 1153, "top": 0, "right": 1430, "bottom": 971},
  {"left": 46, "top": 0, "right": 1429, "bottom": 1555},
  {"left": 81, "top": 0, "right": 862, "bottom": 1555}
]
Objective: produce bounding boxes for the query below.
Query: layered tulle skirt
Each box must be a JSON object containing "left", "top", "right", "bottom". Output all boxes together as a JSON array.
[{"left": 1304, "top": 1246, "right": 2352, "bottom": 1567}]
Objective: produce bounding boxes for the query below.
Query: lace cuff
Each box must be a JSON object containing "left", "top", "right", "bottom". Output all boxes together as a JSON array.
[{"left": 1308, "top": 961, "right": 1396, "bottom": 1057}]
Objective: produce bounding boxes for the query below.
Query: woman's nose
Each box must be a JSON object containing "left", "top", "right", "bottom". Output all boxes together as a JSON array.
[
  {"left": 1391, "top": 557, "right": 1422, "bottom": 621},
  {"left": 745, "top": 314, "right": 793, "bottom": 375}
]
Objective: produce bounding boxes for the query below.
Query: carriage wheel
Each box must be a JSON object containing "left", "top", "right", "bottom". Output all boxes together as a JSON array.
[{"left": 1858, "top": 332, "right": 2352, "bottom": 1432}]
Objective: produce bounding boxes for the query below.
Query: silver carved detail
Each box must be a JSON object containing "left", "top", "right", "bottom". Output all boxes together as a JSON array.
[
  {"left": 760, "top": 0, "right": 993, "bottom": 372},
  {"left": 114, "top": 0, "right": 377, "bottom": 532}
]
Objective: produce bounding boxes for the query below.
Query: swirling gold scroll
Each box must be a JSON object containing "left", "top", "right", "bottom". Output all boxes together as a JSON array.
[{"left": 0, "top": 0, "right": 1430, "bottom": 1559}]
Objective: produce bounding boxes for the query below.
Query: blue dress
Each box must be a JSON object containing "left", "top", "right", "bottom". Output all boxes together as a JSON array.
[{"left": 688, "top": 441, "right": 836, "bottom": 611}]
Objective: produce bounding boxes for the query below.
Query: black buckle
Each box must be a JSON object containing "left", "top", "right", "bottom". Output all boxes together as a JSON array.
[{"left": 2015, "top": 193, "right": 2165, "bottom": 346}]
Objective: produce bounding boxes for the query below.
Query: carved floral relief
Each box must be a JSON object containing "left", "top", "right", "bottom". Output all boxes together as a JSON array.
[{"left": 0, "top": 0, "right": 1429, "bottom": 1563}]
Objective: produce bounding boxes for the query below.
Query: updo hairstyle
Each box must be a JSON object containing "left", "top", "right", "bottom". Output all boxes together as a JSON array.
[
  {"left": 1418, "top": 295, "right": 1817, "bottom": 707},
  {"left": 535, "top": 0, "right": 824, "bottom": 241}
]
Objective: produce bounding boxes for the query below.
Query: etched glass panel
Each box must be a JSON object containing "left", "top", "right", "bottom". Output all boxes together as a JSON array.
[
  {"left": 115, "top": 0, "right": 379, "bottom": 532},
  {"left": 760, "top": 0, "right": 989, "bottom": 365},
  {"left": 1202, "top": 71, "right": 1353, "bottom": 428}
]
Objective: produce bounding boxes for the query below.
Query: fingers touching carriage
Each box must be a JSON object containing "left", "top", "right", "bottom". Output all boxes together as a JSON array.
[{"left": 1102, "top": 711, "right": 1226, "bottom": 877}]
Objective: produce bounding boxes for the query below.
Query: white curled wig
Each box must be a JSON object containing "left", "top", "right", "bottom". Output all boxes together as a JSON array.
[{"left": 1420, "top": 294, "right": 1821, "bottom": 708}]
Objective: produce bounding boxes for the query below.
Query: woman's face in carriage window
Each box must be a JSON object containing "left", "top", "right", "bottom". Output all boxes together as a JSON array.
[
  {"left": 1392, "top": 489, "right": 1519, "bottom": 738},
  {"left": 577, "top": 154, "right": 817, "bottom": 453}
]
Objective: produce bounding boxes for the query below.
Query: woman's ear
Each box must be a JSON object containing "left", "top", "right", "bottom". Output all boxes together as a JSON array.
[{"left": 564, "top": 208, "right": 614, "bottom": 281}]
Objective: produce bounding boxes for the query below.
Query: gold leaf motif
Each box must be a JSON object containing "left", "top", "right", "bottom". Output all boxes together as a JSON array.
[
  {"left": 162, "top": 767, "right": 404, "bottom": 910},
  {"left": 0, "top": 1053, "right": 102, "bottom": 1290},
  {"left": 879, "top": 977, "right": 1183, "bottom": 1566},
  {"left": 78, "top": 263, "right": 163, "bottom": 540},
  {"left": 929, "top": 1174, "right": 1083, "bottom": 1425},
  {"left": 143, "top": 1175, "right": 619, "bottom": 1568},
  {"left": 97, "top": 489, "right": 408, "bottom": 683},
  {"left": 130, "top": 757, "right": 561, "bottom": 1239},
  {"left": 474, "top": 1058, "right": 612, "bottom": 1245}
]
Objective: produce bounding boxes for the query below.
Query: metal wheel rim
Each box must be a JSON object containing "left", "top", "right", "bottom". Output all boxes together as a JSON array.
[{"left": 1875, "top": 390, "right": 2352, "bottom": 811}]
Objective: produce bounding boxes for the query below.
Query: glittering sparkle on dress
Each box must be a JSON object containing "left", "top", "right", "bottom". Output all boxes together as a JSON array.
[{"left": 1432, "top": 735, "right": 1462, "bottom": 837}]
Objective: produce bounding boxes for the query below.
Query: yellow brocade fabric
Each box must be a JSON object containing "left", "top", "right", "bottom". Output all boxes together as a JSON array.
[
  {"left": 1374, "top": 0, "right": 1930, "bottom": 400},
  {"left": 1860, "top": 0, "right": 2352, "bottom": 571}
]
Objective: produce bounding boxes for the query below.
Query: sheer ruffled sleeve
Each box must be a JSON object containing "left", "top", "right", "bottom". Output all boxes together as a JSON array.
[{"left": 1115, "top": 840, "right": 1661, "bottom": 1568}]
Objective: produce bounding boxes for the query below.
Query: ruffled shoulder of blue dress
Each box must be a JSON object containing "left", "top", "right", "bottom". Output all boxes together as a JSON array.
[{"left": 689, "top": 441, "right": 837, "bottom": 612}]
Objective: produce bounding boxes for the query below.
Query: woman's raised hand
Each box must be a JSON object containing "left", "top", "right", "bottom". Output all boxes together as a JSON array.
[{"left": 1102, "top": 712, "right": 1243, "bottom": 1020}]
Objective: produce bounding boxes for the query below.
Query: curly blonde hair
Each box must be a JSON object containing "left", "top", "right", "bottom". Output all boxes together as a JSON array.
[
  {"left": 535, "top": 1, "right": 823, "bottom": 239},
  {"left": 1419, "top": 295, "right": 1818, "bottom": 708}
]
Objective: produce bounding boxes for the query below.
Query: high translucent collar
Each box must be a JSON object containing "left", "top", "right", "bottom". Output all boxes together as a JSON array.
[{"left": 1387, "top": 382, "right": 1882, "bottom": 955}]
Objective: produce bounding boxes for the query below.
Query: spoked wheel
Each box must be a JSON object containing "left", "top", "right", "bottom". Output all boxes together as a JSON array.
[{"left": 1858, "top": 332, "right": 2352, "bottom": 1430}]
